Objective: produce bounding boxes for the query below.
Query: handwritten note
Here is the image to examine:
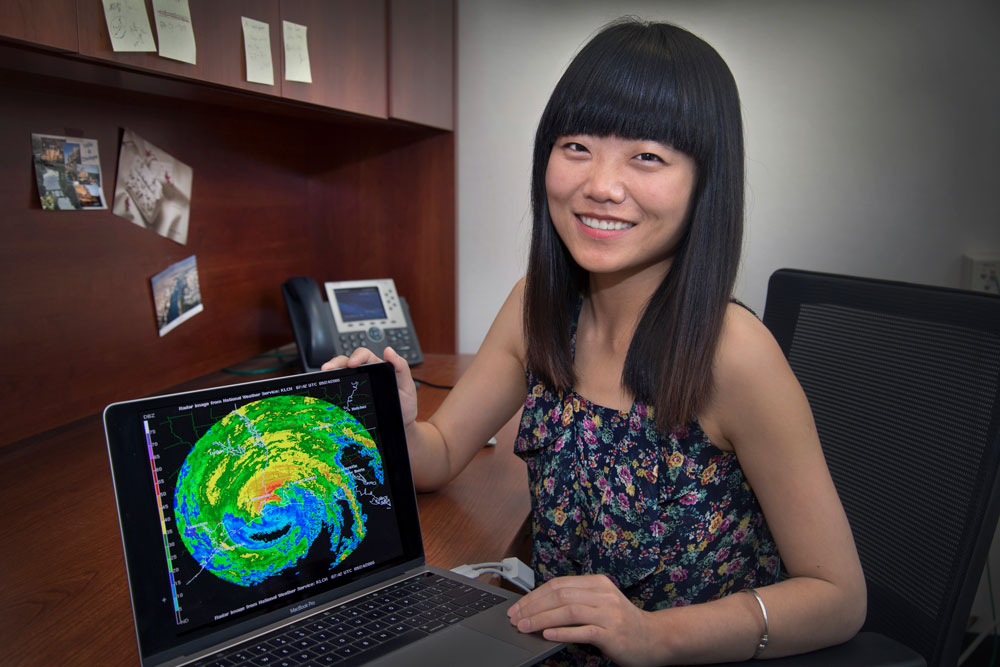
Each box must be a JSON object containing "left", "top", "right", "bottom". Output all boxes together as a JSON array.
[
  {"left": 283, "top": 21, "right": 312, "bottom": 84},
  {"left": 241, "top": 17, "right": 274, "bottom": 86},
  {"left": 152, "top": 0, "right": 197, "bottom": 65},
  {"left": 102, "top": 0, "right": 156, "bottom": 52}
]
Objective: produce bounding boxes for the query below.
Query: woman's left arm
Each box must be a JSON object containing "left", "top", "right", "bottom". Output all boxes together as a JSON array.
[
  {"left": 702, "top": 303, "right": 868, "bottom": 656},
  {"left": 508, "top": 304, "right": 866, "bottom": 665}
]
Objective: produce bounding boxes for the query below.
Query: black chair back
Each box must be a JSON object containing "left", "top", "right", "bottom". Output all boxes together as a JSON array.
[{"left": 762, "top": 268, "right": 1000, "bottom": 666}]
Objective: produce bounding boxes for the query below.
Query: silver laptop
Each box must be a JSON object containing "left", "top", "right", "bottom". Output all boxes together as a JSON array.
[{"left": 104, "top": 362, "right": 562, "bottom": 666}]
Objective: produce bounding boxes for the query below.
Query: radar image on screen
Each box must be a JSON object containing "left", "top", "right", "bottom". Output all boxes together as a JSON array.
[{"left": 173, "top": 395, "right": 383, "bottom": 587}]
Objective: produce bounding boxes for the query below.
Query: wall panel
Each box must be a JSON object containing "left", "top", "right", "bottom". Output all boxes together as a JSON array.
[{"left": 0, "top": 65, "right": 454, "bottom": 447}]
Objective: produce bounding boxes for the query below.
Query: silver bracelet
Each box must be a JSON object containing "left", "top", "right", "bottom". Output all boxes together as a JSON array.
[{"left": 744, "top": 588, "right": 769, "bottom": 658}]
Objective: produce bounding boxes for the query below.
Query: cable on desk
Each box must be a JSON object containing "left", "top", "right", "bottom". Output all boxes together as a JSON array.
[
  {"left": 451, "top": 557, "right": 535, "bottom": 593},
  {"left": 222, "top": 350, "right": 299, "bottom": 375}
]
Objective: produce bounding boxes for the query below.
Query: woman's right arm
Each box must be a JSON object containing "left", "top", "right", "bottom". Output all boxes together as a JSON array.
[{"left": 322, "top": 280, "right": 529, "bottom": 491}]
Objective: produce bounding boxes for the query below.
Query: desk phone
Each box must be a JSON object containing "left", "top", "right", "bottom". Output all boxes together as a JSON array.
[{"left": 282, "top": 276, "right": 424, "bottom": 371}]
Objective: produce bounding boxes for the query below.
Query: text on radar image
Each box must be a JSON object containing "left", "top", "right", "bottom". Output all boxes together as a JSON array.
[{"left": 173, "top": 395, "right": 384, "bottom": 586}]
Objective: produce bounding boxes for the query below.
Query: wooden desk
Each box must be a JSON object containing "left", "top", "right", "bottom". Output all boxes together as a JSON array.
[{"left": 0, "top": 353, "right": 529, "bottom": 666}]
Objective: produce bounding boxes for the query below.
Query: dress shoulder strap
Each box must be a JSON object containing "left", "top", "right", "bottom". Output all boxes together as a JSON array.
[{"left": 730, "top": 297, "right": 759, "bottom": 319}]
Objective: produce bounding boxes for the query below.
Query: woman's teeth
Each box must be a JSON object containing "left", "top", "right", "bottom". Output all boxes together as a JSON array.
[{"left": 579, "top": 216, "right": 634, "bottom": 231}]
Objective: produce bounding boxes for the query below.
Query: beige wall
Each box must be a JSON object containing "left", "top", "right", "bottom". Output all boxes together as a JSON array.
[{"left": 456, "top": 0, "right": 1000, "bottom": 352}]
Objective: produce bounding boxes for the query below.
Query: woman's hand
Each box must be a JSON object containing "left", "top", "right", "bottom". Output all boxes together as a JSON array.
[
  {"left": 321, "top": 347, "right": 418, "bottom": 427},
  {"left": 507, "top": 574, "right": 662, "bottom": 667}
]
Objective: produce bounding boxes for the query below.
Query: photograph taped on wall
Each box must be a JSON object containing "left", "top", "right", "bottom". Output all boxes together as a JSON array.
[
  {"left": 113, "top": 128, "right": 193, "bottom": 245},
  {"left": 151, "top": 255, "right": 203, "bottom": 336},
  {"left": 30, "top": 133, "right": 108, "bottom": 211}
]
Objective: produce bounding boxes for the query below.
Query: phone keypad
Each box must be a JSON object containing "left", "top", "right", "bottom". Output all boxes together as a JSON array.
[
  {"left": 339, "top": 328, "right": 419, "bottom": 363},
  {"left": 386, "top": 329, "right": 417, "bottom": 361},
  {"left": 338, "top": 332, "right": 367, "bottom": 352}
]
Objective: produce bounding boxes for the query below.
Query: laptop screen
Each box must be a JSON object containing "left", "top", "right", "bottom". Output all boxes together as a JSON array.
[{"left": 105, "top": 364, "right": 423, "bottom": 663}]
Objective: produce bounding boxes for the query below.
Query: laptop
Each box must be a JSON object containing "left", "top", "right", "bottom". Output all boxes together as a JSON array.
[{"left": 104, "top": 362, "right": 562, "bottom": 666}]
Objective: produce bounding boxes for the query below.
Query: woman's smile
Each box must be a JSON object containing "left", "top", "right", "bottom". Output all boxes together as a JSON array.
[{"left": 578, "top": 215, "right": 636, "bottom": 233}]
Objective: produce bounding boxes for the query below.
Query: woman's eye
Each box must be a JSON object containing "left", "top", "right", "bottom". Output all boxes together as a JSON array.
[
  {"left": 636, "top": 152, "right": 663, "bottom": 163},
  {"left": 563, "top": 141, "right": 588, "bottom": 153}
]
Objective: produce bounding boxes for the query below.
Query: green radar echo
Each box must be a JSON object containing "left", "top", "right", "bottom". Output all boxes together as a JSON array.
[{"left": 173, "top": 395, "right": 383, "bottom": 586}]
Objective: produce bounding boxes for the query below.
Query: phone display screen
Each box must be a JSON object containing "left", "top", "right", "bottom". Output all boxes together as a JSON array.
[{"left": 334, "top": 287, "right": 387, "bottom": 322}]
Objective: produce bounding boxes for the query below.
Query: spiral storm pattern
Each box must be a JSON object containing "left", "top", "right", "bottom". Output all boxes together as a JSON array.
[{"left": 173, "top": 395, "right": 383, "bottom": 586}]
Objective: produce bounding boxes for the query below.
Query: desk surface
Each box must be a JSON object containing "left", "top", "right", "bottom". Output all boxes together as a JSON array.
[{"left": 0, "top": 353, "right": 529, "bottom": 666}]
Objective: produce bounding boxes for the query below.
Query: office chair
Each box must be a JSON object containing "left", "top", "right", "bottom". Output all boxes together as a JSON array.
[{"left": 715, "top": 268, "right": 1000, "bottom": 667}]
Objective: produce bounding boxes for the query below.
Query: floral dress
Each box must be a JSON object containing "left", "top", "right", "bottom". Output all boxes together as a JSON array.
[{"left": 514, "top": 303, "right": 780, "bottom": 665}]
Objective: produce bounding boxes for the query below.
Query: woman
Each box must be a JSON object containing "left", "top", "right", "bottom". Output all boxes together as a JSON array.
[{"left": 325, "top": 18, "right": 866, "bottom": 665}]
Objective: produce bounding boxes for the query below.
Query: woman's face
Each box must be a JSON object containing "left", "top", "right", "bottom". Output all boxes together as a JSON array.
[{"left": 545, "top": 134, "right": 696, "bottom": 281}]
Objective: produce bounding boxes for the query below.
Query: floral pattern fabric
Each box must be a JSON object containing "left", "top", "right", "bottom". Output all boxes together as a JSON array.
[{"left": 513, "top": 303, "right": 780, "bottom": 665}]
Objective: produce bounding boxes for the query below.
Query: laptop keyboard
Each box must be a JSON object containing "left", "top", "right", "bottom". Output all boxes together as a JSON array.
[{"left": 193, "top": 572, "right": 508, "bottom": 667}]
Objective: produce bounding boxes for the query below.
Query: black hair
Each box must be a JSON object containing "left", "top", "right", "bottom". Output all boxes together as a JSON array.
[{"left": 523, "top": 18, "right": 745, "bottom": 430}]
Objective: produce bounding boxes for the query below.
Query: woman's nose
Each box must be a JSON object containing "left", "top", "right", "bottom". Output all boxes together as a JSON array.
[{"left": 582, "top": 157, "right": 626, "bottom": 203}]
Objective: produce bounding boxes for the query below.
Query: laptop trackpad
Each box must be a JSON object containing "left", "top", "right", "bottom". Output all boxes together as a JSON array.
[{"left": 368, "top": 624, "right": 532, "bottom": 667}]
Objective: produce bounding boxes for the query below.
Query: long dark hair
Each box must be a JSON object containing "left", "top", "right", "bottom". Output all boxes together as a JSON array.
[{"left": 523, "top": 18, "right": 745, "bottom": 430}]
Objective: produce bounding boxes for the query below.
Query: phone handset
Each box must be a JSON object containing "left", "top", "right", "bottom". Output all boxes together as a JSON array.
[{"left": 282, "top": 276, "right": 424, "bottom": 372}]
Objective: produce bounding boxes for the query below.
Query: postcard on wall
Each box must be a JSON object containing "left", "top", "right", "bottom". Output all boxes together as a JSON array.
[
  {"left": 112, "top": 128, "right": 194, "bottom": 245},
  {"left": 282, "top": 20, "right": 312, "bottom": 83},
  {"left": 152, "top": 0, "right": 196, "bottom": 65},
  {"left": 242, "top": 17, "right": 274, "bottom": 86},
  {"left": 102, "top": 0, "right": 156, "bottom": 52},
  {"left": 31, "top": 133, "right": 108, "bottom": 211},
  {"left": 151, "top": 255, "right": 203, "bottom": 336}
]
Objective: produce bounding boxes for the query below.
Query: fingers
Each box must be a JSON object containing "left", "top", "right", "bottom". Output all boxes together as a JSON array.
[
  {"left": 539, "top": 624, "right": 601, "bottom": 646},
  {"left": 320, "top": 347, "right": 382, "bottom": 371},
  {"left": 508, "top": 574, "right": 617, "bottom": 632},
  {"left": 382, "top": 346, "right": 412, "bottom": 376},
  {"left": 382, "top": 347, "right": 419, "bottom": 426},
  {"left": 514, "top": 601, "right": 596, "bottom": 635},
  {"left": 508, "top": 575, "right": 651, "bottom": 665},
  {"left": 320, "top": 355, "right": 350, "bottom": 371},
  {"left": 380, "top": 347, "right": 413, "bottom": 385}
]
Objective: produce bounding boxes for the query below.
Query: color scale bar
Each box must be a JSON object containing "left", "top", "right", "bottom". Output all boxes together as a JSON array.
[{"left": 145, "top": 420, "right": 183, "bottom": 623}]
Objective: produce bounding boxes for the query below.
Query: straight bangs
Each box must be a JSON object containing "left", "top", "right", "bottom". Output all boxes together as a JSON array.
[{"left": 536, "top": 22, "right": 722, "bottom": 169}]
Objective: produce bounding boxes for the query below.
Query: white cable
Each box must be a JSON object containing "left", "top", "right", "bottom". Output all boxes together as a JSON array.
[
  {"left": 450, "top": 564, "right": 482, "bottom": 579},
  {"left": 477, "top": 568, "right": 532, "bottom": 593},
  {"left": 450, "top": 562, "right": 502, "bottom": 579},
  {"left": 503, "top": 577, "right": 533, "bottom": 594},
  {"left": 453, "top": 565, "right": 530, "bottom": 592},
  {"left": 501, "top": 556, "right": 536, "bottom": 591},
  {"left": 469, "top": 561, "right": 504, "bottom": 570},
  {"left": 450, "top": 557, "right": 535, "bottom": 593},
  {"left": 471, "top": 567, "right": 506, "bottom": 578}
]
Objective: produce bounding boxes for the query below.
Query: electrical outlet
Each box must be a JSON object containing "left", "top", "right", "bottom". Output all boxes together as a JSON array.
[{"left": 961, "top": 254, "right": 1000, "bottom": 294}]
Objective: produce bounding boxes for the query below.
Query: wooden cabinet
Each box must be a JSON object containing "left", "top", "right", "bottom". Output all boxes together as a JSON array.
[
  {"left": 0, "top": 1, "right": 455, "bottom": 447},
  {"left": 389, "top": 0, "right": 454, "bottom": 130},
  {"left": 278, "top": 0, "right": 387, "bottom": 118},
  {"left": 7, "top": 1, "right": 454, "bottom": 125},
  {"left": 0, "top": 0, "right": 78, "bottom": 51},
  {"left": 76, "top": 0, "right": 282, "bottom": 95}
]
